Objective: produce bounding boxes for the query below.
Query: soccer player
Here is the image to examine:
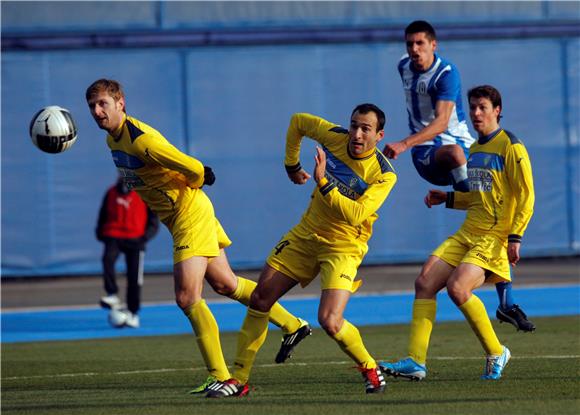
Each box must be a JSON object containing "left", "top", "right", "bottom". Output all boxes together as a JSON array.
[
  {"left": 206, "top": 104, "right": 397, "bottom": 398},
  {"left": 383, "top": 20, "right": 534, "bottom": 331},
  {"left": 379, "top": 85, "right": 535, "bottom": 381},
  {"left": 85, "top": 79, "right": 311, "bottom": 394}
]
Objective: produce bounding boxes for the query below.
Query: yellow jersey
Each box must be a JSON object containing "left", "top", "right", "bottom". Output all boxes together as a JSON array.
[
  {"left": 447, "top": 128, "right": 535, "bottom": 242},
  {"left": 106, "top": 114, "right": 206, "bottom": 227},
  {"left": 285, "top": 113, "right": 397, "bottom": 246}
]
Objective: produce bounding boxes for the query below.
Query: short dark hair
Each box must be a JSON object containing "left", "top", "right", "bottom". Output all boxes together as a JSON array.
[
  {"left": 351, "top": 103, "right": 386, "bottom": 131},
  {"left": 405, "top": 20, "right": 437, "bottom": 41},
  {"left": 468, "top": 85, "right": 503, "bottom": 121}
]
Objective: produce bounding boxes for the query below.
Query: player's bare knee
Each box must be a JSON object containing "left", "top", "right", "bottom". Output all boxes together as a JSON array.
[
  {"left": 436, "top": 145, "right": 465, "bottom": 167},
  {"left": 318, "top": 315, "right": 342, "bottom": 336},
  {"left": 249, "top": 289, "right": 272, "bottom": 312},
  {"left": 208, "top": 279, "right": 235, "bottom": 297},
  {"left": 415, "top": 273, "right": 435, "bottom": 296},
  {"left": 446, "top": 280, "right": 469, "bottom": 305},
  {"left": 175, "top": 292, "right": 193, "bottom": 310}
]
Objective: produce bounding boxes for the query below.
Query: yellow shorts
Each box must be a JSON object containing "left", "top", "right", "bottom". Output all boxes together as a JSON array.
[
  {"left": 266, "top": 227, "right": 365, "bottom": 292},
  {"left": 169, "top": 189, "right": 232, "bottom": 264},
  {"left": 432, "top": 228, "right": 510, "bottom": 283}
]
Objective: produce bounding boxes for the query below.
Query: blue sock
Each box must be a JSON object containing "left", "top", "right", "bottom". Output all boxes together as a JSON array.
[{"left": 496, "top": 282, "right": 515, "bottom": 309}]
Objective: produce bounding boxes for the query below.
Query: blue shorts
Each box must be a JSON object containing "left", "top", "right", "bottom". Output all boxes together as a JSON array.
[{"left": 411, "top": 145, "right": 468, "bottom": 187}]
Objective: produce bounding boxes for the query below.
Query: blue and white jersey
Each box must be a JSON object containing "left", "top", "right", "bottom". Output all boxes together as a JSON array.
[{"left": 398, "top": 53, "right": 474, "bottom": 151}]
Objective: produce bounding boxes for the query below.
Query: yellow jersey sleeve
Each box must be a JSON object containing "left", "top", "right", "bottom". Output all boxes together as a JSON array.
[
  {"left": 506, "top": 143, "right": 535, "bottom": 240},
  {"left": 140, "top": 134, "right": 205, "bottom": 189},
  {"left": 285, "top": 113, "right": 343, "bottom": 168},
  {"left": 446, "top": 190, "right": 471, "bottom": 210}
]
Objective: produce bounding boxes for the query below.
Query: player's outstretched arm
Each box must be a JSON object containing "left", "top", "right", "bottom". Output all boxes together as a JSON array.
[{"left": 383, "top": 100, "right": 455, "bottom": 159}]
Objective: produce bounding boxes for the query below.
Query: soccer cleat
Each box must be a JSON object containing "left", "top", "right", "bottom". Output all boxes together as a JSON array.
[
  {"left": 481, "top": 346, "right": 511, "bottom": 380},
  {"left": 496, "top": 305, "right": 536, "bottom": 332},
  {"left": 100, "top": 294, "right": 121, "bottom": 310},
  {"left": 275, "top": 319, "right": 312, "bottom": 363},
  {"left": 359, "top": 365, "right": 386, "bottom": 394},
  {"left": 124, "top": 312, "right": 140, "bottom": 328},
  {"left": 189, "top": 376, "right": 218, "bottom": 394},
  {"left": 378, "top": 357, "right": 427, "bottom": 381},
  {"left": 205, "top": 379, "right": 250, "bottom": 398}
]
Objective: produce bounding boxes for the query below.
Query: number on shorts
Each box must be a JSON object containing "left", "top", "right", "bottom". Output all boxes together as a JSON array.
[{"left": 274, "top": 240, "right": 290, "bottom": 255}]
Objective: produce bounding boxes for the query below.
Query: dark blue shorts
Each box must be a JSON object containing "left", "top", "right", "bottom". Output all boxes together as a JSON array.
[{"left": 411, "top": 145, "right": 468, "bottom": 187}]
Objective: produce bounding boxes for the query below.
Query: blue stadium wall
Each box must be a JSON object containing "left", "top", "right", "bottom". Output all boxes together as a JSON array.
[{"left": 2, "top": 1, "right": 579, "bottom": 277}]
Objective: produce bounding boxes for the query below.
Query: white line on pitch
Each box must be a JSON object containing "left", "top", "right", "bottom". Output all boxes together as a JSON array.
[{"left": 3, "top": 355, "right": 579, "bottom": 381}]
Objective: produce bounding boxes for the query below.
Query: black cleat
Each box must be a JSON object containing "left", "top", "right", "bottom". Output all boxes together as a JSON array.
[
  {"left": 275, "top": 319, "right": 312, "bottom": 363},
  {"left": 496, "top": 304, "right": 536, "bottom": 332}
]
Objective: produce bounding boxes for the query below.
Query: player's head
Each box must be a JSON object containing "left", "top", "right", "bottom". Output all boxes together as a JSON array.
[
  {"left": 348, "top": 103, "right": 385, "bottom": 156},
  {"left": 468, "top": 85, "right": 503, "bottom": 136},
  {"left": 85, "top": 79, "right": 126, "bottom": 134},
  {"left": 405, "top": 20, "right": 437, "bottom": 41},
  {"left": 404, "top": 20, "right": 437, "bottom": 71}
]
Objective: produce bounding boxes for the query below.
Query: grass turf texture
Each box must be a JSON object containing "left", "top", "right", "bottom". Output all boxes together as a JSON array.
[{"left": 2, "top": 316, "right": 579, "bottom": 415}]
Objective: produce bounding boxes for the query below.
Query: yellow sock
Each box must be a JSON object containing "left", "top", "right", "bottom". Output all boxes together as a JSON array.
[
  {"left": 183, "top": 300, "right": 230, "bottom": 381},
  {"left": 459, "top": 295, "right": 503, "bottom": 355},
  {"left": 332, "top": 320, "right": 376, "bottom": 369},
  {"left": 232, "top": 307, "right": 269, "bottom": 384},
  {"left": 408, "top": 299, "right": 436, "bottom": 365},
  {"left": 230, "top": 276, "right": 302, "bottom": 334}
]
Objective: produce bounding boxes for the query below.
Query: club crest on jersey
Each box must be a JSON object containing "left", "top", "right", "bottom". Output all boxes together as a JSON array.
[
  {"left": 321, "top": 146, "right": 368, "bottom": 201},
  {"left": 417, "top": 81, "right": 428, "bottom": 95}
]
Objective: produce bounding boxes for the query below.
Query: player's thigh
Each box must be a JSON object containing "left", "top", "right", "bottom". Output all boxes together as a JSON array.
[
  {"left": 433, "top": 144, "right": 467, "bottom": 168},
  {"left": 251, "top": 264, "right": 298, "bottom": 310},
  {"left": 446, "top": 262, "right": 486, "bottom": 304},
  {"left": 415, "top": 255, "right": 455, "bottom": 298},
  {"left": 318, "top": 288, "right": 351, "bottom": 327},
  {"left": 411, "top": 145, "right": 452, "bottom": 186},
  {"left": 173, "top": 255, "right": 209, "bottom": 306},
  {"left": 205, "top": 249, "right": 238, "bottom": 294}
]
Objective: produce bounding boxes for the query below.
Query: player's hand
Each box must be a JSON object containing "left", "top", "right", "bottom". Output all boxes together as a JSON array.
[
  {"left": 203, "top": 166, "right": 216, "bottom": 186},
  {"left": 424, "top": 189, "right": 447, "bottom": 208},
  {"left": 507, "top": 242, "right": 521, "bottom": 266},
  {"left": 288, "top": 169, "right": 311, "bottom": 185},
  {"left": 313, "top": 146, "right": 327, "bottom": 183},
  {"left": 383, "top": 141, "right": 408, "bottom": 159}
]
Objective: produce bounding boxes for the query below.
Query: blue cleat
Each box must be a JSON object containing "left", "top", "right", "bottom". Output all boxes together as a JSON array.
[
  {"left": 481, "top": 346, "right": 511, "bottom": 380},
  {"left": 378, "top": 357, "right": 427, "bottom": 381}
]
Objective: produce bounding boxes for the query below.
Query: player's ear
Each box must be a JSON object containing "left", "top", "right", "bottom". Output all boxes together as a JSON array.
[
  {"left": 376, "top": 130, "right": 385, "bottom": 143},
  {"left": 117, "top": 97, "right": 126, "bottom": 112}
]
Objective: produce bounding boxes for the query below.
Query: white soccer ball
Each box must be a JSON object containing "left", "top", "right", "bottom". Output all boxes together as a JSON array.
[
  {"left": 108, "top": 309, "right": 128, "bottom": 328},
  {"left": 29, "top": 106, "right": 78, "bottom": 153}
]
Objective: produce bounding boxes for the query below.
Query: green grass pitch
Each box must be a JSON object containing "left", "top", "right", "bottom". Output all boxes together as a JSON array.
[{"left": 2, "top": 316, "right": 579, "bottom": 415}]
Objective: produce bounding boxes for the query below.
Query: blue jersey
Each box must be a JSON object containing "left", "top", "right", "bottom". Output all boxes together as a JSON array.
[{"left": 398, "top": 53, "right": 474, "bottom": 151}]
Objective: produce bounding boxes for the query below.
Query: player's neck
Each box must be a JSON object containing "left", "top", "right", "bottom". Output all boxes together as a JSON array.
[{"left": 108, "top": 113, "right": 127, "bottom": 137}]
